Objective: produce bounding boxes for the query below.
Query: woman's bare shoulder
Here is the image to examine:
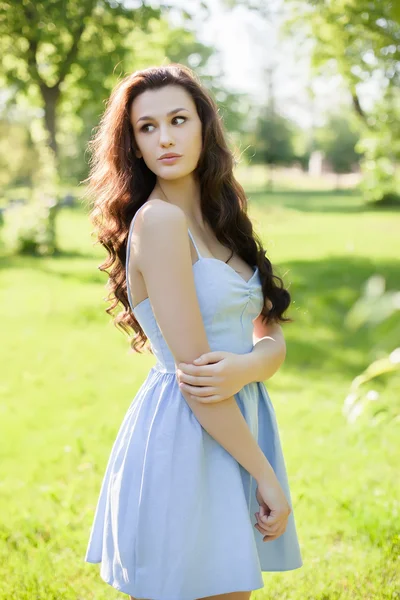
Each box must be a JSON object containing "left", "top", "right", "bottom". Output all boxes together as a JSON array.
[
  {"left": 132, "top": 199, "right": 190, "bottom": 272},
  {"left": 138, "top": 198, "right": 186, "bottom": 226},
  {"left": 130, "top": 199, "right": 187, "bottom": 247}
]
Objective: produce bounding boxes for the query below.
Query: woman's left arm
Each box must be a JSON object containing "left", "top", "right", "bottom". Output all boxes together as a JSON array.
[{"left": 241, "top": 314, "right": 287, "bottom": 384}]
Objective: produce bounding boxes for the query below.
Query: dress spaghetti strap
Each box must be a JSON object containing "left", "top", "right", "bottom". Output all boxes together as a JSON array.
[{"left": 188, "top": 228, "right": 202, "bottom": 259}]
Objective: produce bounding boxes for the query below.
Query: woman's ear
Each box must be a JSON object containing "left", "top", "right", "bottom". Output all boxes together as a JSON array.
[{"left": 135, "top": 150, "right": 142, "bottom": 159}]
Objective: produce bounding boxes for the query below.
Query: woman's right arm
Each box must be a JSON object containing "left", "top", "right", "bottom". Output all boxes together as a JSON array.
[{"left": 131, "top": 199, "right": 276, "bottom": 485}]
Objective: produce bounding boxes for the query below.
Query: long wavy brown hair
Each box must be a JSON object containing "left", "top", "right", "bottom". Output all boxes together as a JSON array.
[{"left": 84, "top": 63, "right": 292, "bottom": 354}]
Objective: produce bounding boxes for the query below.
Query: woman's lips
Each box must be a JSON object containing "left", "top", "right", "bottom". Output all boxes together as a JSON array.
[{"left": 159, "top": 155, "right": 182, "bottom": 164}]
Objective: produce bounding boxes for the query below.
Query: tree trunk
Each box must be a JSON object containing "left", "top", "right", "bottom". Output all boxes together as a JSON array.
[
  {"left": 266, "top": 163, "right": 273, "bottom": 191},
  {"left": 40, "top": 84, "right": 60, "bottom": 160}
]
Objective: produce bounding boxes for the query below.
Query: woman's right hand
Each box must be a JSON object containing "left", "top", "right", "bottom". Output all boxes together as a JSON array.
[{"left": 254, "top": 478, "right": 292, "bottom": 542}]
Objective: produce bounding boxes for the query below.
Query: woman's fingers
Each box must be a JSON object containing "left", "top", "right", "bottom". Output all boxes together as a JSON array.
[
  {"left": 265, "top": 522, "right": 287, "bottom": 541},
  {"left": 255, "top": 510, "right": 280, "bottom": 530},
  {"left": 255, "top": 522, "right": 282, "bottom": 540},
  {"left": 263, "top": 529, "right": 286, "bottom": 542},
  {"left": 179, "top": 382, "right": 215, "bottom": 396},
  {"left": 254, "top": 511, "right": 288, "bottom": 539},
  {"left": 255, "top": 514, "right": 280, "bottom": 534},
  {"left": 254, "top": 522, "right": 287, "bottom": 541},
  {"left": 176, "top": 369, "right": 215, "bottom": 386}
]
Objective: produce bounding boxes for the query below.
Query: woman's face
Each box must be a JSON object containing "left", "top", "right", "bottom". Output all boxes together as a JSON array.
[{"left": 130, "top": 85, "right": 203, "bottom": 181}]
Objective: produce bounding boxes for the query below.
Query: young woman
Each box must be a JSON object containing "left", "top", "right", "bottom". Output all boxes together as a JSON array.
[{"left": 84, "top": 63, "right": 302, "bottom": 600}]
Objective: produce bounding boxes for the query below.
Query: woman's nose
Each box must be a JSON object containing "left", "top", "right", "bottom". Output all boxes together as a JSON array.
[{"left": 159, "top": 125, "right": 174, "bottom": 146}]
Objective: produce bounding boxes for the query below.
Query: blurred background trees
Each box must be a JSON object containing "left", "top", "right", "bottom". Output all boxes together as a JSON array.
[{"left": 285, "top": 0, "right": 400, "bottom": 204}]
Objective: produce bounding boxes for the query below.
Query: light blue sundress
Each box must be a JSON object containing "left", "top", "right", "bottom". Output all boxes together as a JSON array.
[{"left": 84, "top": 202, "right": 303, "bottom": 599}]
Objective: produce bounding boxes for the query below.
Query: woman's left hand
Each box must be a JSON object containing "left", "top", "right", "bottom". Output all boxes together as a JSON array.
[{"left": 175, "top": 351, "right": 249, "bottom": 404}]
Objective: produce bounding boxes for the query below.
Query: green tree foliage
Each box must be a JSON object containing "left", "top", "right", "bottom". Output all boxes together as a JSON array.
[
  {"left": 243, "top": 103, "right": 309, "bottom": 190},
  {"left": 244, "top": 109, "right": 302, "bottom": 188},
  {"left": 0, "top": 118, "right": 38, "bottom": 188},
  {"left": 253, "top": 111, "right": 296, "bottom": 167},
  {"left": 357, "top": 86, "right": 400, "bottom": 203},
  {"left": 285, "top": 0, "right": 400, "bottom": 202},
  {"left": 314, "top": 113, "right": 362, "bottom": 174},
  {"left": 245, "top": 107, "right": 299, "bottom": 166}
]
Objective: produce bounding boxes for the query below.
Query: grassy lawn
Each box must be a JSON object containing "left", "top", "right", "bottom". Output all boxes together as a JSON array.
[{"left": 0, "top": 186, "right": 399, "bottom": 599}]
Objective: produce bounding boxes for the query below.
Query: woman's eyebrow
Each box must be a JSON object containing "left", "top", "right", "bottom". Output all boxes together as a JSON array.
[{"left": 136, "top": 107, "right": 189, "bottom": 125}]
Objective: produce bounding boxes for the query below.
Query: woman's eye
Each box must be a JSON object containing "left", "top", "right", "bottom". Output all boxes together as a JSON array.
[
  {"left": 140, "top": 123, "right": 154, "bottom": 133},
  {"left": 140, "top": 116, "right": 187, "bottom": 133},
  {"left": 173, "top": 116, "right": 187, "bottom": 125}
]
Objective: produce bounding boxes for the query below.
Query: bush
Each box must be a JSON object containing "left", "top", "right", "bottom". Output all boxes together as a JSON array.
[{"left": 1, "top": 198, "right": 60, "bottom": 256}]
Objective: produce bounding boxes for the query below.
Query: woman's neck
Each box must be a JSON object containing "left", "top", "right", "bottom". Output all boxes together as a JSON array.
[{"left": 153, "top": 177, "right": 203, "bottom": 226}]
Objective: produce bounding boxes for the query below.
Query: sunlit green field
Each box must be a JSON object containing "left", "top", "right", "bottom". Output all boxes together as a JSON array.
[{"left": 0, "top": 184, "right": 399, "bottom": 599}]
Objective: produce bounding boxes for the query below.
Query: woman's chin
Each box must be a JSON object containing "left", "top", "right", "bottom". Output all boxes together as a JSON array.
[{"left": 156, "top": 168, "right": 192, "bottom": 180}]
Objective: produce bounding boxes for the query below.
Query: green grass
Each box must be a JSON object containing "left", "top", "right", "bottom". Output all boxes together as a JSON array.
[{"left": 0, "top": 188, "right": 399, "bottom": 599}]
